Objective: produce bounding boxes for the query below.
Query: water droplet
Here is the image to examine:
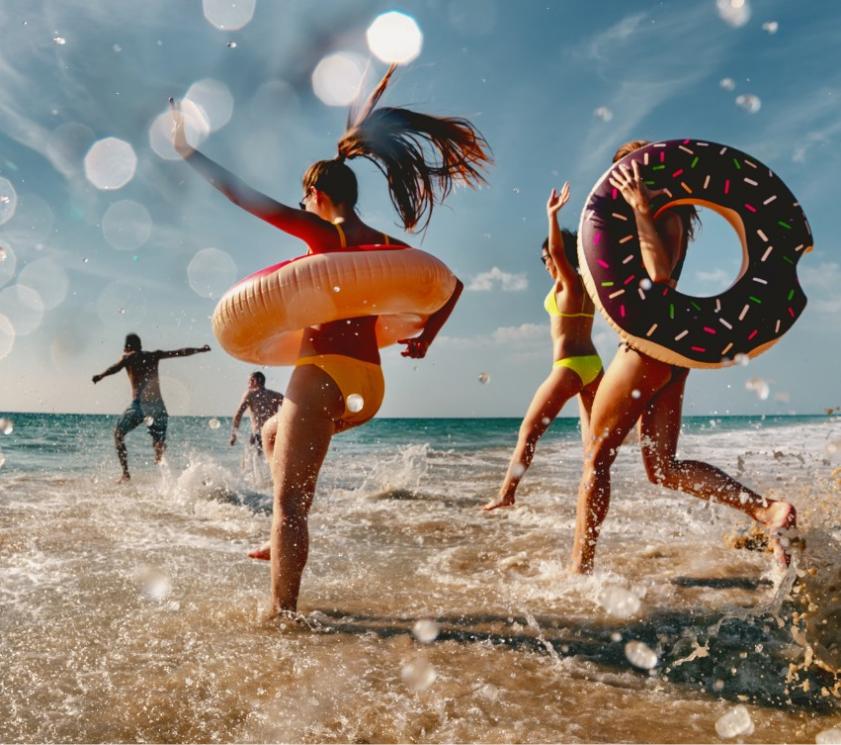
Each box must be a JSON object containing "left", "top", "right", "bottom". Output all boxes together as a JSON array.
[
  {"left": 630, "top": 389, "right": 641, "bottom": 399},
  {"left": 143, "top": 416, "right": 155, "bottom": 426},
  {"left": 816, "top": 728, "right": 841, "bottom": 745},
  {"left": 119, "top": 307, "right": 126, "bottom": 315},
  {"left": 227, "top": 41, "right": 237, "bottom": 48},
  {"left": 511, "top": 463, "right": 526, "bottom": 478},
  {"left": 745, "top": 377, "right": 770, "bottom": 400},
  {"left": 713, "top": 679, "right": 725, "bottom": 692},
  {"left": 401, "top": 657, "right": 436, "bottom": 692},
  {"left": 140, "top": 570, "right": 172, "bottom": 601},
  {"left": 478, "top": 372, "right": 490, "bottom": 384},
  {"left": 735, "top": 93, "right": 761, "bottom": 114},
  {"left": 593, "top": 106, "right": 613, "bottom": 122},
  {"left": 610, "top": 631, "right": 622, "bottom": 642},
  {"left": 734, "top": 353, "right": 750, "bottom": 367},
  {"left": 53, "top": 35, "right": 67, "bottom": 45},
  {"left": 715, "top": 705, "right": 754, "bottom": 738},
  {"left": 0, "top": 417, "right": 13, "bottom": 435},
  {"left": 412, "top": 619, "right": 440, "bottom": 643},
  {"left": 332, "top": 285, "right": 341, "bottom": 293},
  {"left": 720, "top": 77, "right": 736, "bottom": 91},
  {"left": 311, "top": 52, "right": 367, "bottom": 107},
  {"left": 346, "top": 394, "right": 364, "bottom": 413},
  {"left": 598, "top": 586, "right": 641, "bottom": 618},
  {"left": 761, "top": 20, "right": 779, "bottom": 34},
  {"left": 624, "top": 640, "right": 658, "bottom": 669},
  {"left": 208, "top": 418, "right": 221, "bottom": 430},
  {"left": 639, "top": 278, "right": 652, "bottom": 290},
  {"left": 82, "top": 257, "right": 89, "bottom": 264},
  {"left": 112, "top": 43, "right": 122, "bottom": 53}
]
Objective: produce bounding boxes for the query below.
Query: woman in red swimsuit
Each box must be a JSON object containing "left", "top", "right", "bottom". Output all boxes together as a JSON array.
[{"left": 172, "top": 66, "right": 490, "bottom": 617}]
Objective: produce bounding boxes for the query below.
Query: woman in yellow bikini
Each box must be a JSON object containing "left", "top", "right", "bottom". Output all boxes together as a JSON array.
[
  {"left": 485, "top": 183, "right": 602, "bottom": 511},
  {"left": 172, "top": 66, "right": 490, "bottom": 616}
]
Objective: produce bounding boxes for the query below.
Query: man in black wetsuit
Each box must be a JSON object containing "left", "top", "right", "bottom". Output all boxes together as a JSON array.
[{"left": 92, "top": 333, "right": 210, "bottom": 482}]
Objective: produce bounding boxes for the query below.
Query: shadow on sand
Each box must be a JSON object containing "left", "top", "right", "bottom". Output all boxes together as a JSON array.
[{"left": 304, "top": 601, "right": 837, "bottom": 713}]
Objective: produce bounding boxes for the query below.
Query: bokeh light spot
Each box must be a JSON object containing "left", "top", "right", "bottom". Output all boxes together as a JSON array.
[
  {"left": 312, "top": 53, "right": 366, "bottom": 107},
  {"left": 18, "top": 258, "right": 69, "bottom": 311},
  {"left": 185, "top": 78, "right": 234, "bottom": 132},
  {"left": 149, "top": 101, "right": 210, "bottom": 161},
  {"left": 187, "top": 248, "right": 237, "bottom": 299},
  {"left": 102, "top": 200, "right": 153, "bottom": 251},
  {"left": 0, "top": 177, "right": 18, "bottom": 225},
  {"left": 366, "top": 12, "right": 423, "bottom": 65},
  {"left": 84, "top": 137, "right": 137, "bottom": 190},
  {"left": 0, "top": 284, "right": 45, "bottom": 336},
  {"left": 0, "top": 313, "right": 14, "bottom": 360},
  {"left": 202, "top": 0, "right": 256, "bottom": 30}
]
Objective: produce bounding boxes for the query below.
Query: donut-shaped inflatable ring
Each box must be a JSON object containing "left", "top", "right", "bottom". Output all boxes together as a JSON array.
[
  {"left": 212, "top": 245, "right": 456, "bottom": 365},
  {"left": 578, "top": 139, "right": 813, "bottom": 368}
]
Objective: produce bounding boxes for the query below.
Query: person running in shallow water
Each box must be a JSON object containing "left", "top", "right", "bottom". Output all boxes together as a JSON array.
[
  {"left": 571, "top": 140, "right": 798, "bottom": 573},
  {"left": 172, "top": 63, "right": 490, "bottom": 617},
  {"left": 92, "top": 333, "right": 211, "bottom": 482},
  {"left": 485, "top": 183, "right": 603, "bottom": 511},
  {"left": 230, "top": 371, "right": 284, "bottom": 454}
]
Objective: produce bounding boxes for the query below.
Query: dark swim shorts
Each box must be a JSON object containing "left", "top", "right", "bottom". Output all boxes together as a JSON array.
[{"left": 115, "top": 400, "right": 169, "bottom": 443}]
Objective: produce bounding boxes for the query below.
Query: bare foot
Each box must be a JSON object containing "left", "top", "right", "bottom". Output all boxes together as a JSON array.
[
  {"left": 762, "top": 501, "right": 802, "bottom": 566},
  {"left": 483, "top": 494, "right": 515, "bottom": 512},
  {"left": 248, "top": 542, "right": 271, "bottom": 560},
  {"left": 117, "top": 474, "right": 130, "bottom": 484}
]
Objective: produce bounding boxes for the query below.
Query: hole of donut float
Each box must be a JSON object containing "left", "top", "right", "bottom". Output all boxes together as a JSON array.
[{"left": 671, "top": 206, "right": 747, "bottom": 298}]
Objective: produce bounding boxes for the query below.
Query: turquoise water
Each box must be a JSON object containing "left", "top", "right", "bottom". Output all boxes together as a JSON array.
[{"left": 1, "top": 412, "right": 841, "bottom": 742}]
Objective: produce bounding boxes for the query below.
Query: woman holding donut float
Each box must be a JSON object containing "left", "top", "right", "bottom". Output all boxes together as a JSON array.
[
  {"left": 172, "top": 65, "right": 490, "bottom": 616},
  {"left": 572, "top": 138, "right": 810, "bottom": 574},
  {"left": 484, "top": 182, "right": 603, "bottom": 511}
]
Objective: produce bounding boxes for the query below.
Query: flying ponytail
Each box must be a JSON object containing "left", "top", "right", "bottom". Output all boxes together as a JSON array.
[{"left": 303, "top": 64, "right": 491, "bottom": 232}]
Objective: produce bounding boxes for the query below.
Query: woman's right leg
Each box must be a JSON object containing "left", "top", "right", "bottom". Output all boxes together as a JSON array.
[
  {"left": 572, "top": 349, "right": 672, "bottom": 573},
  {"left": 484, "top": 368, "right": 582, "bottom": 511},
  {"left": 265, "top": 364, "right": 343, "bottom": 616}
]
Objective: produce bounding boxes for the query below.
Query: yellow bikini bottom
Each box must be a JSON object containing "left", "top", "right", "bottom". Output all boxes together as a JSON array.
[
  {"left": 295, "top": 354, "right": 385, "bottom": 427},
  {"left": 553, "top": 354, "right": 602, "bottom": 386}
]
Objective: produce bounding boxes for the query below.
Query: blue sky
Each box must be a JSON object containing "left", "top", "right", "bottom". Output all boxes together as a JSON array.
[{"left": 0, "top": 0, "right": 838, "bottom": 417}]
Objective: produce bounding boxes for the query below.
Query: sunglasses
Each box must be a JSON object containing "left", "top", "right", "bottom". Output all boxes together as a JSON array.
[{"left": 298, "top": 187, "right": 313, "bottom": 210}]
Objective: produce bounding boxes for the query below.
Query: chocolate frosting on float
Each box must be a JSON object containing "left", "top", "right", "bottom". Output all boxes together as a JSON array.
[{"left": 578, "top": 139, "right": 813, "bottom": 369}]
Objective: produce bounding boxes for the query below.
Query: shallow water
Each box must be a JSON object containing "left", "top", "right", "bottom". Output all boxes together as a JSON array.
[{"left": 1, "top": 413, "right": 840, "bottom": 742}]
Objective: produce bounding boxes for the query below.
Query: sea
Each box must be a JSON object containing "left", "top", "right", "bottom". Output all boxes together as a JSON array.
[{"left": 1, "top": 412, "right": 841, "bottom": 743}]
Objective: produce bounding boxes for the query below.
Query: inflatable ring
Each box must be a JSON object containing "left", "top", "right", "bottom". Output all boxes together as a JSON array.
[
  {"left": 578, "top": 139, "right": 813, "bottom": 369},
  {"left": 212, "top": 245, "right": 456, "bottom": 365}
]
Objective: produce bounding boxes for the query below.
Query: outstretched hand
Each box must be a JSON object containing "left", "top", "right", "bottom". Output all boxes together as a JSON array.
[
  {"left": 399, "top": 336, "right": 429, "bottom": 359},
  {"left": 546, "top": 182, "right": 570, "bottom": 218},
  {"left": 608, "top": 160, "right": 666, "bottom": 215},
  {"left": 91, "top": 374, "right": 101, "bottom": 384},
  {"left": 200, "top": 344, "right": 211, "bottom": 352},
  {"left": 168, "top": 97, "right": 193, "bottom": 158}
]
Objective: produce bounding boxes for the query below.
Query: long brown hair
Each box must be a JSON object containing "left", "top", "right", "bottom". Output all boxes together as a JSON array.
[
  {"left": 303, "top": 64, "right": 491, "bottom": 231},
  {"left": 612, "top": 139, "right": 699, "bottom": 241}
]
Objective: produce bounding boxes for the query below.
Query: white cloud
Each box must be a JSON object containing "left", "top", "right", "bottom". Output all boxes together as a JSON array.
[
  {"left": 467, "top": 267, "right": 528, "bottom": 292},
  {"left": 696, "top": 268, "right": 731, "bottom": 284},
  {"left": 492, "top": 323, "right": 546, "bottom": 344}
]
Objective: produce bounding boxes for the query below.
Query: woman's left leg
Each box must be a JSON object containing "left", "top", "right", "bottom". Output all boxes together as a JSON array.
[{"left": 639, "top": 369, "right": 797, "bottom": 564}]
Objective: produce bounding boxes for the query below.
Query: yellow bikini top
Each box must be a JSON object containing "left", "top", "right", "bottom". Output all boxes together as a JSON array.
[
  {"left": 334, "top": 221, "right": 390, "bottom": 248},
  {"left": 544, "top": 287, "right": 594, "bottom": 319}
]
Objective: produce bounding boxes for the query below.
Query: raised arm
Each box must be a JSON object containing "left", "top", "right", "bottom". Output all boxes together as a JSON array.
[
  {"left": 398, "top": 279, "right": 464, "bottom": 359},
  {"left": 609, "top": 160, "right": 683, "bottom": 283},
  {"left": 230, "top": 394, "right": 249, "bottom": 445},
  {"left": 546, "top": 183, "right": 578, "bottom": 287},
  {"left": 92, "top": 357, "right": 126, "bottom": 384},
  {"left": 170, "top": 99, "right": 337, "bottom": 249},
  {"left": 157, "top": 344, "right": 211, "bottom": 360}
]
